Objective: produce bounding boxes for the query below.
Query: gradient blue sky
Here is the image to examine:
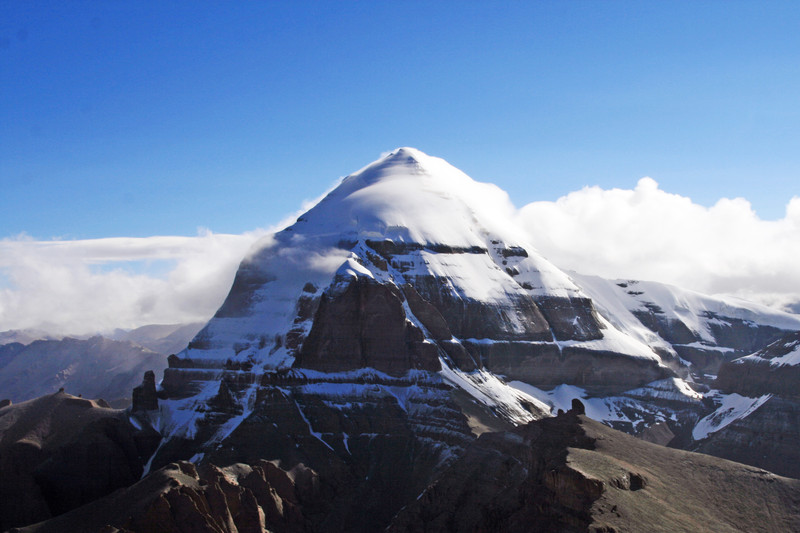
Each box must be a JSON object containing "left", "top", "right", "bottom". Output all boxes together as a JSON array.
[{"left": 2, "top": 1, "right": 799, "bottom": 239}]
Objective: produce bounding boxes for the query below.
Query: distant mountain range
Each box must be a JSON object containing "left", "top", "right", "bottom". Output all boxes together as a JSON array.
[{"left": 0, "top": 322, "right": 203, "bottom": 405}]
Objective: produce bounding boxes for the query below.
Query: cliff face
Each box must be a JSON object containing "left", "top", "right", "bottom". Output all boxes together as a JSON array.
[
  {"left": 715, "top": 331, "right": 800, "bottom": 397},
  {"left": 693, "top": 396, "right": 800, "bottom": 479}
]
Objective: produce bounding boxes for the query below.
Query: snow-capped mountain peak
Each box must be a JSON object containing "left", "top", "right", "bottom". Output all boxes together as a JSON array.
[
  {"left": 293, "top": 146, "right": 532, "bottom": 251},
  {"left": 151, "top": 149, "right": 800, "bottom": 479}
]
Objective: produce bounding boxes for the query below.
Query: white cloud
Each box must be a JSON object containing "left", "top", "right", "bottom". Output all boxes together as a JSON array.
[
  {"left": 0, "top": 181, "right": 337, "bottom": 338},
  {"left": 2, "top": 176, "right": 798, "bottom": 338},
  {"left": 0, "top": 230, "right": 268, "bottom": 335},
  {"left": 516, "top": 178, "right": 800, "bottom": 311}
]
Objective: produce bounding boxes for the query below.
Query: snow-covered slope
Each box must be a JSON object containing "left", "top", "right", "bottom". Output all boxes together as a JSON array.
[{"left": 572, "top": 273, "right": 800, "bottom": 374}]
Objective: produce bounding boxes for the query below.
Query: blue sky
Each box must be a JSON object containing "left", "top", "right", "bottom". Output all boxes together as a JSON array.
[
  {"left": 2, "top": 1, "right": 800, "bottom": 333},
  {"left": 2, "top": 1, "right": 800, "bottom": 240}
]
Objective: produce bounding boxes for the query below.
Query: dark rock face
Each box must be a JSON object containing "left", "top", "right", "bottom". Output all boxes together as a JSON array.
[
  {"left": 149, "top": 370, "right": 475, "bottom": 532},
  {"left": 407, "top": 272, "right": 552, "bottom": 342},
  {"left": 535, "top": 296, "right": 604, "bottom": 342},
  {"left": 0, "top": 392, "right": 159, "bottom": 530},
  {"left": 715, "top": 331, "right": 800, "bottom": 397},
  {"left": 717, "top": 359, "right": 800, "bottom": 398},
  {"left": 696, "top": 332, "right": 800, "bottom": 478},
  {"left": 633, "top": 307, "right": 790, "bottom": 375},
  {"left": 389, "top": 412, "right": 599, "bottom": 533},
  {"left": 296, "top": 276, "right": 440, "bottom": 376},
  {"left": 464, "top": 341, "right": 668, "bottom": 393}
]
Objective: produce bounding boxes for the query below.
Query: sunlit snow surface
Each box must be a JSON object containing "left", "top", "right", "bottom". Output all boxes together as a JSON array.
[
  {"left": 572, "top": 272, "right": 800, "bottom": 352},
  {"left": 692, "top": 392, "right": 772, "bottom": 440},
  {"left": 737, "top": 339, "right": 800, "bottom": 367},
  {"left": 509, "top": 378, "right": 705, "bottom": 432}
]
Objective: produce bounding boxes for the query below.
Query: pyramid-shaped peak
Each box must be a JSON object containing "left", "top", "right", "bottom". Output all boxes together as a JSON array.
[
  {"left": 382, "top": 146, "right": 425, "bottom": 163},
  {"left": 290, "top": 148, "right": 536, "bottom": 252},
  {"left": 342, "top": 147, "right": 468, "bottom": 191},
  {"left": 353, "top": 147, "right": 432, "bottom": 178}
]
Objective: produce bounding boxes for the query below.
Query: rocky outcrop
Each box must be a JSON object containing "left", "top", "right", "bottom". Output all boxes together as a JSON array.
[
  {"left": 464, "top": 341, "right": 669, "bottom": 393},
  {"left": 0, "top": 391, "right": 160, "bottom": 530},
  {"left": 296, "top": 276, "right": 440, "bottom": 376},
  {"left": 132, "top": 370, "right": 159, "bottom": 411},
  {"left": 401, "top": 271, "right": 553, "bottom": 342},
  {"left": 631, "top": 300, "right": 790, "bottom": 375},
  {"left": 147, "top": 368, "right": 477, "bottom": 532},
  {"left": 12, "top": 460, "right": 310, "bottom": 533},
  {"left": 717, "top": 359, "right": 800, "bottom": 398}
]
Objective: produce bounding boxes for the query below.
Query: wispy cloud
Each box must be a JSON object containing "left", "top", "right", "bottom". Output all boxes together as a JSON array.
[{"left": 516, "top": 178, "right": 800, "bottom": 311}]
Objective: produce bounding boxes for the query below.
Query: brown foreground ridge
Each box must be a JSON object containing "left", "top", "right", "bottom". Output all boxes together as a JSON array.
[
  {"left": 0, "top": 390, "right": 159, "bottom": 531},
  {"left": 7, "top": 401, "right": 800, "bottom": 533},
  {"left": 389, "top": 406, "right": 800, "bottom": 533}
]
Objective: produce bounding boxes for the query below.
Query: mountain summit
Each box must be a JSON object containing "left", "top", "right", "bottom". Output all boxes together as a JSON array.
[
  {"left": 141, "top": 149, "right": 800, "bottom": 528},
  {"left": 170, "top": 148, "right": 672, "bottom": 389}
]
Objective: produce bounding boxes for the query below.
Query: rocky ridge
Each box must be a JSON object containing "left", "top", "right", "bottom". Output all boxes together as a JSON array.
[
  {"left": 390, "top": 407, "right": 800, "bottom": 533},
  {"left": 11, "top": 404, "right": 800, "bottom": 533}
]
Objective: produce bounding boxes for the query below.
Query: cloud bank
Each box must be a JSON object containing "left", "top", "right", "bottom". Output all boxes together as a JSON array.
[
  {"left": 516, "top": 178, "right": 800, "bottom": 312},
  {"left": 1, "top": 179, "right": 798, "bottom": 337}
]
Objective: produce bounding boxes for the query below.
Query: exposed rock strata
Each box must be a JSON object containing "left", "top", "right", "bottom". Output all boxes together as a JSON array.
[
  {"left": 296, "top": 276, "right": 440, "bottom": 375},
  {"left": 715, "top": 331, "right": 800, "bottom": 397},
  {"left": 149, "top": 368, "right": 480, "bottom": 532}
]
